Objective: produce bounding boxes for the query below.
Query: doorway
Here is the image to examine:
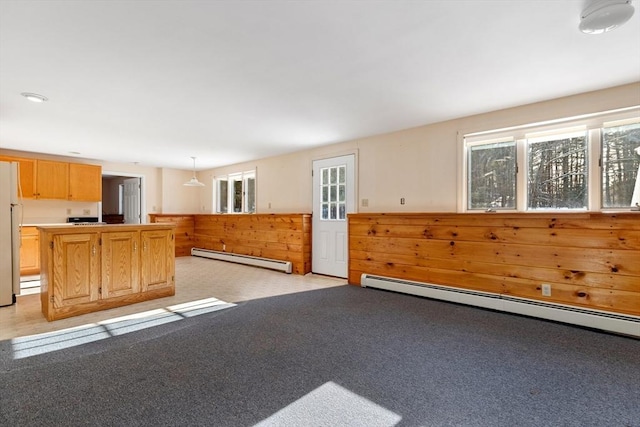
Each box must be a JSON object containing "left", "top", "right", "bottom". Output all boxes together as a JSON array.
[
  {"left": 312, "top": 154, "right": 356, "bottom": 278},
  {"left": 102, "top": 172, "right": 144, "bottom": 224}
]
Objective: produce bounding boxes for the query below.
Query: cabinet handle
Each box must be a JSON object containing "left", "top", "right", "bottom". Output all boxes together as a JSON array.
[
  {"left": 92, "top": 245, "right": 96, "bottom": 256},
  {"left": 143, "top": 242, "right": 147, "bottom": 251},
  {"left": 133, "top": 241, "right": 137, "bottom": 252}
]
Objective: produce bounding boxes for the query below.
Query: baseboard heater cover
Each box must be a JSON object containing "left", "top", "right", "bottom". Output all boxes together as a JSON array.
[
  {"left": 360, "top": 274, "right": 640, "bottom": 338},
  {"left": 191, "top": 248, "right": 292, "bottom": 274}
]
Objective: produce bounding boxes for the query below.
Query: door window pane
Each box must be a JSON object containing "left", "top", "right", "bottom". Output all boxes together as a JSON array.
[{"left": 320, "top": 165, "right": 347, "bottom": 221}]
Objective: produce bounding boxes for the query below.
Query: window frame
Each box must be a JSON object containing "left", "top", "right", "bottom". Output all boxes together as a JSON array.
[{"left": 460, "top": 107, "right": 640, "bottom": 213}]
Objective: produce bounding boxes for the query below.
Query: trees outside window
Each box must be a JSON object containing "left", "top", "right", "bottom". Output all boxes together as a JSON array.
[
  {"left": 602, "top": 123, "right": 640, "bottom": 208},
  {"left": 467, "top": 141, "right": 516, "bottom": 210},
  {"left": 527, "top": 133, "right": 587, "bottom": 210}
]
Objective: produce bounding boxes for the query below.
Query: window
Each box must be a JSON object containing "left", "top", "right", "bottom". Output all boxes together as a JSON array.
[
  {"left": 527, "top": 131, "right": 588, "bottom": 210},
  {"left": 462, "top": 109, "right": 640, "bottom": 212},
  {"left": 215, "top": 170, "right": 256, "bottom": 213},
  {"left": 467, "top": 140, "right": 516, "bottom": 210},
  {"left": 601, "top": 122, "right": 640, "bottom": 208},
  {"left": 217, "top": 179, "right": 228, "bottom": 213}
]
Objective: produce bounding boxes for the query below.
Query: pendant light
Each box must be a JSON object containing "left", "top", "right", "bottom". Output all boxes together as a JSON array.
[
  {"left": 579, "top": 0, "right": 635, "bottom": 34},
  {"left": 184, "top": 156, "right": 205, "bottom": 187}
]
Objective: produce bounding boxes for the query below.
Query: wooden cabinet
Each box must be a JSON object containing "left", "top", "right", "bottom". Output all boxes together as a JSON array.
[
  {"left": 69, "top": 163, "right": 102, "bottom": 201},
  {"left": 0, "top": 155, "right": 101, "bottom": 201},
  {"left": 102, "top": 231, "right": 140, "bottom": 298},
  {"left": 19, "top": 226, "right": 40, "bottom": 275},
  {"left": 51, "top": 233, "right": 101, "bottom": 308},
  {"left": 35, "top": 160, "right": 69, "bottom": 200},
  {"left": 39, "top": 224, "right": 175, "bottom": 321},
  {"left": 141, "top": 229, "right": 175, "bottom": 292}
]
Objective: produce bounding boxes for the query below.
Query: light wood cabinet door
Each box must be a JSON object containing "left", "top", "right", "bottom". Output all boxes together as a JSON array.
[
  {"left": 0, "top": 156, "right": 36, "bottom": 198},
  {"left": 52, "top": 233, "right": 100, "bottom": 308},
  {"left": 36, "top": 160, "right": 69, "bottom": 199},
  {"left": 101, "top": 231, "right": 140, "bottom": 298},
  {"left": 19, "top": 227, "right": 40, "bottom": 275},
  {"left": 69, "top": 163, "right": 102, "bottom": 201},
  {"left": 141, "top": 229, "right": 175, "bottom": 292}
]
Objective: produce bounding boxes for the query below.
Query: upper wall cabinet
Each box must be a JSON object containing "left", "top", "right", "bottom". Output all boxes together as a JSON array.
[
  {"left": 36, "top": 160, "right": 69, "bottom": 200},
  {"left": 0, "top": 155, "right": 102, "bottom": 202},
  {"left": 69, "top": 163, "right": 102, "bottom": 201}
]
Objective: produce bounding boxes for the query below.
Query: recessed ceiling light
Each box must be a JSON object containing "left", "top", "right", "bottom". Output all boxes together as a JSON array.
[
  {"left": 21, "top": 92, "right": 48, "bottom": 103},
  {"left": 69, "top": 151, "right": 81, "bottom": 155}
]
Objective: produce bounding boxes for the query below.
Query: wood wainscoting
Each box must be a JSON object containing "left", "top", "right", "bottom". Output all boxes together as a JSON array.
[
  {"left": 149, "top": 214, "right": 195, "bottom": 257},
  {"left": 150, "top": 214, "right": 312, "bottom": 275},
  {"left": 348, "top": 212, "right": 640, "bottom": 317},
  {"left": 193, "top": 214, "right": 311, "bottom": 275}
]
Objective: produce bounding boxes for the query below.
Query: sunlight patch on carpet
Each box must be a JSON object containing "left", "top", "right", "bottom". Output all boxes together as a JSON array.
[
  {"left": 254, "top": 381, "right": 402, "bottom": 427},
  {"left": 11, "top": 297, "right": 235, "bottom": 359}
]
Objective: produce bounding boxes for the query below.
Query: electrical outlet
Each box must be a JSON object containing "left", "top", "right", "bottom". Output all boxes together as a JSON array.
[
  {"left": 361, "top": 199, "right": 368, "bottom": 207},
  {"left": 66, "top": 208, "right": 72, "bottom": 215},
  {"left": 400, "top": 197, "right": 405, "bottom": 205},
  {"left": 541, "top": 284, "right": 551, "bottom": 297},
  {"left": 83, "top": 209, "right": 91, "bottom": 215}
]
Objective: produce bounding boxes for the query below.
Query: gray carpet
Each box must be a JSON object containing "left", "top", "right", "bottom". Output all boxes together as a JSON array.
[{"left": 1, "top": 285, "right": 638, "bottom": 427}]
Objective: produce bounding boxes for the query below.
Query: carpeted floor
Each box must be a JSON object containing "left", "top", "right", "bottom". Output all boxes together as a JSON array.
[{"left": 1, "top": 285, "right": 638, "bottom": 426}]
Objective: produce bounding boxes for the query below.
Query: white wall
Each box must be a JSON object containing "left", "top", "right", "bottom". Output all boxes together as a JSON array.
[
  {"left": 201, "top": 82, "right": 640, "bottom": 214},
  {"left": 160, "top": 168, "right": 202, "bottom": 214}
]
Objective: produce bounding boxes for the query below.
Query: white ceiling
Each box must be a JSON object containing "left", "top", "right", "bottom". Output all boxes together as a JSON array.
[{"left": 1, "top": 1, "right": 639, "bottom": 171}]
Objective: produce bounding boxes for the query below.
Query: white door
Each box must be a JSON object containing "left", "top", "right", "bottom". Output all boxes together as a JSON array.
[
  {"left": 123, "top": 178, "right": 141, "bottom": 224},
  {"left": 312, "top": 154, "right": 355, "bottom": 278}
]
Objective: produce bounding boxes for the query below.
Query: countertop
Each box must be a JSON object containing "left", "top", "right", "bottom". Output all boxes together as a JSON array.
[
  {"left": 35, "top": 223, "right": 175, "bottom": 232},
  {"left": 22, "top": 223, "right": 69, "bottom": 227}
]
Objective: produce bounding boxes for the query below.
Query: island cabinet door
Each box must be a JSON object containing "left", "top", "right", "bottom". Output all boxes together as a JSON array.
[
  {"left": 52, "top": 233, "right": 100, "bottom": 308},
  {"left": 101, "top": 231, "right": 140, "bottom": 299},
  {"left": 141, "top": 229, "right": 175, "bottom": 292}
]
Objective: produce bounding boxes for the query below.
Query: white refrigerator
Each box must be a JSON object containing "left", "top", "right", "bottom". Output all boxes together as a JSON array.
[{"left": 0, "top": 161, "right": 21, "bottom": 306}]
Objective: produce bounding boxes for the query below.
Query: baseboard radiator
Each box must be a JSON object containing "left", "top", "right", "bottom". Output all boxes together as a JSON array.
[
  {"left": 360, "top": 274, "right": 640, "bottom": 338},
  {"left": 191, "top": 248, "right": 292, "bottom": 274}
]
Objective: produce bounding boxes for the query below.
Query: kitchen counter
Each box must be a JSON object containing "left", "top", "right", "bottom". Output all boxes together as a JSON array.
[{"left": 39, "top": 223, "right": 176, "bottom": 321}]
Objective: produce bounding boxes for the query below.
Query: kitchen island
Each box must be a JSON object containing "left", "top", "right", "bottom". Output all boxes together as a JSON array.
[{"left": 38, "top": 223, "right": 175, "bottom": 321}]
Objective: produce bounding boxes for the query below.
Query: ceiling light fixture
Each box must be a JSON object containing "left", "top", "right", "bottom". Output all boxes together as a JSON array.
[
  {"left": 579, "top": 0, "right": 635, "bottom": 34},
  {"left": 184, "top": 156, "right": 205, "bottom": 187},
  {"left": 21, "top": 92, "right": 48, "bottom": 102}
]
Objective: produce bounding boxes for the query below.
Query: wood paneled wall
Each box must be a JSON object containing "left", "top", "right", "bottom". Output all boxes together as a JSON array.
[
  {"left": 349, "top": 212, "right": 640, "bottom": 316},
  {"left": 193, "top": 214, "right": 312, "bottom": 275},
  {"left": 150, "top": 213, "right": 312, "bottom": 275},
  {"left": 148, "top": 214, "right": 195, "bottom": 257}
]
